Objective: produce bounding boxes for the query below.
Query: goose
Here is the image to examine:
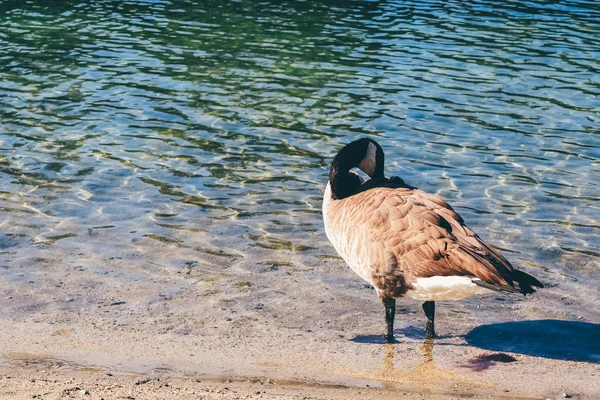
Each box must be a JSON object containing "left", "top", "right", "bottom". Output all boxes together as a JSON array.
[{"left": 322, "top": 138, "right": 543, "bottom": 343}]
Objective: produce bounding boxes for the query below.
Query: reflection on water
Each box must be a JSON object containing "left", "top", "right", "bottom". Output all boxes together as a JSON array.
[
  {"left": 339, "top": 340, "right": 480, "bottom": 391},
  {"left": 0, "top": 0, "right": 599, "bottom": 290},
  {"left": 420, "top": 339, "right": 434, "bottom": 363}
]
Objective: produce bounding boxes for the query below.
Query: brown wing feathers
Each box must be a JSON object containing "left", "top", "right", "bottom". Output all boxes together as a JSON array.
[{"left": 343, "top": 182, "right": 542, "bottom": 295}]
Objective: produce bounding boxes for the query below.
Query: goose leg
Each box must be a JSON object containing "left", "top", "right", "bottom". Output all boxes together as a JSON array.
[
  {"left": 383, "top": 297, "right": 396, "bottom": 343},
  {"left": 422, "top": 301, "right": 435, "bottom": 339}
]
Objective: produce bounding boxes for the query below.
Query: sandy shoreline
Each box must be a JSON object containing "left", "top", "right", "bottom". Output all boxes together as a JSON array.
[
  {"left": 1, "top": 244, "right": 599, "bottom": 400},
  {"left": 0, "top": 342, "right": 597, "bottom": 400},
  {"left": 1, "top": 305, "right": 598, "bottom": 400},
  {"left": 0, "top": 366, "right": 506, "bottom": 400}
]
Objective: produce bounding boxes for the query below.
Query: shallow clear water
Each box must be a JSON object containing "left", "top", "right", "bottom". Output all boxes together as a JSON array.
[{"left": 1, "top": 0, "right": 599, "bottom": 290}]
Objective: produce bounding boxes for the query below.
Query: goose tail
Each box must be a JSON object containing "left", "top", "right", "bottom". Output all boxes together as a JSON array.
[
  {"left": 513, "top": 269, "right": 544, "bottom": 295},
  {"left": 473, "top": 269, "right": 543, "bottom": 295}
]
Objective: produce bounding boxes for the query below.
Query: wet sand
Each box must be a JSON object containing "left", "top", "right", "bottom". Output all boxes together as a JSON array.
[
  {"left": 0, "top": 365, "right": 481, "bottom": 400},
  {"left": 1, "top": 241, "right": 599, "bottom": 400}
]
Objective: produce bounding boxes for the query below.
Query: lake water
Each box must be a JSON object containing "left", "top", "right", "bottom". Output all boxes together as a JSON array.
[{"left": 1, "top": 0, "right": 599, "bottom": 337}]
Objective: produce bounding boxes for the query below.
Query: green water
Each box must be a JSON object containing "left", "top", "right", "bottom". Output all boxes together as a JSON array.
[{"left": 1, "top": 0, "right": 599, "bottom": 290}]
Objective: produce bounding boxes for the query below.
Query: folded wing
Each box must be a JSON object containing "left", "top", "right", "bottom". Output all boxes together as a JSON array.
[{"left": 344, "top": 183, "right": 542, "bottom": 295}]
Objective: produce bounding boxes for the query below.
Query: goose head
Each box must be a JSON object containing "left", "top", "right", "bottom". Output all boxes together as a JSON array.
[{"left": 329, "top": 138, "right": 385, "bottom": 200}]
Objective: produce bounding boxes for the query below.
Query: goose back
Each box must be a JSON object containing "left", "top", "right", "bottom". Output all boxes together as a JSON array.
[{"left": 323, "top": 178, "right": 540, "bottom": 299}]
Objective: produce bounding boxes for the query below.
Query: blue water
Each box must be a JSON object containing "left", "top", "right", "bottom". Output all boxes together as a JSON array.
[{"left": 0, "top": 0, "right": 599, "bottom": 292}]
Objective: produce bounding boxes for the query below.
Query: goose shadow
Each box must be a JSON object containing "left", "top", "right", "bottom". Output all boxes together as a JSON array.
[
  {"left": 350, "top": 326, "right": 456, "bottom": 344},
  {"left": 350, "top": 334, "right": 395, "bottom": 344},
  {"left": 465, "top": 319, "right": 600, "bottom": 363}
]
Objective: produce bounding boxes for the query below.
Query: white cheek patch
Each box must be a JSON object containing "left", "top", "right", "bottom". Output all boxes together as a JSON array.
[{"left": 358, "top": 142, "right": 377, "bottom": 177}]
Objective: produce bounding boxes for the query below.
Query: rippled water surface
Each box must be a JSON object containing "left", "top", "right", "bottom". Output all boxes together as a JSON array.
[{"left": 1, "top": 0, "right": 599, "bottom": 290}]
